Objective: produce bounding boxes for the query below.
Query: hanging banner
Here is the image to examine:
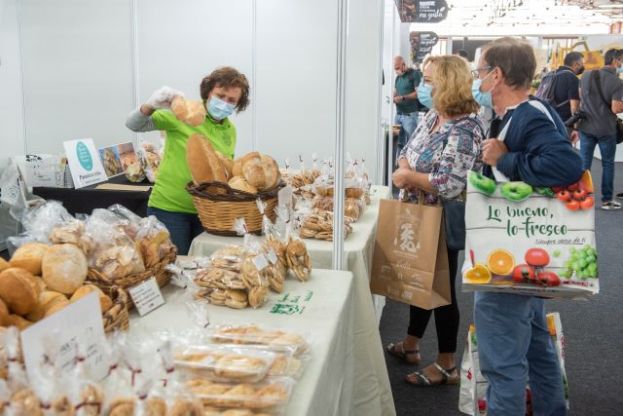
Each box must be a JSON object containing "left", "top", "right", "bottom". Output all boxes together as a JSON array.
[
  {"left": 410, "top": 31, "right": 439, "bottom": 63},
  {"left": 394, "top": 0, "right": 449, "bottom": 23}
]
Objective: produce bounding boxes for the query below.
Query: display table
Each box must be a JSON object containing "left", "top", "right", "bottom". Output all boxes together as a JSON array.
[
  {"left": 131, "top": 270, "right": 358, "bottom": 416},
  {"left": 32, "top": 175, "right": 152, "bottom": 216},
  {"left": 188, "top": 185, "right": 395, "bottom": 416}
]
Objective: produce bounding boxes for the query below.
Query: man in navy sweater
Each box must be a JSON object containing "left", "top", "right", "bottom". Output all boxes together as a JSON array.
[{"left": 472, "top": 37, "right": 582, "bottom": 416}]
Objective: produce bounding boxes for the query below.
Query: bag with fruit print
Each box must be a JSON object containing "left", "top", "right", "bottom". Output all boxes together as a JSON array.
[{"left": 462, "top": 168, "right": 598, "bottom": 299}]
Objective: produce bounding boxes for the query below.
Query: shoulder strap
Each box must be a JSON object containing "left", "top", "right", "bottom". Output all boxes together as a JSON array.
[{"left": 593, "top": 70, "right": 611, "bottom": 108}]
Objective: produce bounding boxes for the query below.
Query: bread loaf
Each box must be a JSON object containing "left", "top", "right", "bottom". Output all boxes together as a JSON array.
[
  {"left": 0, "top": 268, "right": 39, "bottom": 315},
  {"left": 0, "top": 298, "right": 10, "bottom": 326},
  {"left": 70, "top": 285, "right": 113, "bottom": 312},
  {"left": 0, "top": 258, "right": 9, "bottom": 273},
  {"left": 171, "top": 96, "right": 206, "bottom": 127},
  {"left": 44, "top": 300, "right": 69, "bottom": 318},
  {"left": 186, "top": 134, "right": 228, "bottom": 185},
  {"left": 9, "top": 242, "right": 49, "bottom": 275},
  {"left": 216, "top": 151, "right": 234, "bottom": 179},
  {"left": 228, "top": 176, "right": 258, "bottom": 194},
  {"left": 26, "top": 291, "right": 68, "bottom": 322},
  {"left": 7, "top": 314, "right": 33, "bottom": 330},
  {"left": 41, "top": 244, "right": 88, "bottom": 295},
  {"left": 235, "top": 152, "right": 281, "bottom": 191}
]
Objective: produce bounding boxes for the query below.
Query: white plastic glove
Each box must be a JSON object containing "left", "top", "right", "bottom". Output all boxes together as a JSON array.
[{"left": 145, "top": 86, "right": 184, "bottom": 109}]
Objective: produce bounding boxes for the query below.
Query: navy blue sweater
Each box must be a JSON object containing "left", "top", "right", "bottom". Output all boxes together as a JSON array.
[{"left": 493, "top": 99, "right": 583, "bottom": 187}]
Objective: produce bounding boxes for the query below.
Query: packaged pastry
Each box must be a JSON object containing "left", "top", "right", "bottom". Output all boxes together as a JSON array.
[
  {"left": 185, "top": 377, "right": 293, "bottom": 411},
  {"left": 210, "top": 325, "right": 309, "bottom": 356},
  {"left": 195, "top": 268, "right": 246, "bottom": 291},
  {"left": 285, "top": 236, "right": 311, "bottom": 282},
  {"left": 221, "top": 344, "right": 305, "bottom": 380},
  {"left": 138, "top": 140, "right": 163, "bottom": 183},
  {"left": 41, "top": 244, "right": 88, "bottom": 295},
  {"left": 125, "top": 160, "right": 146, "bottom": 183},
  {"left": 174, "top": 345, "right": 276, "bottom": 383},
  {"left": 135, "top": 216, "right": 176, "bottom": 268}
]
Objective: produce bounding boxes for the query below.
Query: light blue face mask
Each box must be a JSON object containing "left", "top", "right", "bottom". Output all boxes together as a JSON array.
[
  {"left": 207, "top": 96, "right": 236, "bottom": 121},
  {"left": 416, "top": 82, "right": 434, "bottom": 109},
  {"left": 472, "top": 72, "right": 494, "bottom": 108},
  {"left": 618, "top": 66, "right": 623, "bottom": 74}
]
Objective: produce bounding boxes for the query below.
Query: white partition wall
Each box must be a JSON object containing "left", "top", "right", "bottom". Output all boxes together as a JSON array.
[{"left": 18, "top": 0, "right": 135, "bottom": 154}]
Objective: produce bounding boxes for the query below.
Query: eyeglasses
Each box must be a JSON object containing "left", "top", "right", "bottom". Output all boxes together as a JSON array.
[{"left": 471, "top": 66, "right": 493, "bottom": 79}]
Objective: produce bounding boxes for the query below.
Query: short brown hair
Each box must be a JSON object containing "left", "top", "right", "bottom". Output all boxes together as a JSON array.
[
  {"left": 482, "top": 37, "right": 536, "bottom": 90},
  {"left": 425, "top": 55, "right": 479, "bottom": 117},
  {"left": 200, "top": 67, "right": 250, "bottom": 112}
]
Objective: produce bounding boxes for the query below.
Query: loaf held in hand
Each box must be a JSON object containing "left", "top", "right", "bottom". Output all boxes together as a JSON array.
[{"left": 171, "top": 96, "right": 206, "bottom": 127}]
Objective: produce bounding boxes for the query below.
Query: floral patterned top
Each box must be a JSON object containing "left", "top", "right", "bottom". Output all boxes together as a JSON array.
[{"left": 398, "top": 110, "right": 484, "bottom": 203}]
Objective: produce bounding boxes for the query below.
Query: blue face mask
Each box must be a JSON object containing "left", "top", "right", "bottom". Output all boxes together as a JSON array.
[
  {"left": 207, "top": 96, "right": 235, "bottom": 121},
  {"left": 471, "top": 79, "right": 493, "bottom": 109},
  {"left": 617, "top": 66, "right": 623, "bottom": 74},
  {"left": 417, "top": 82, "right": 433, "bottom": 109}
]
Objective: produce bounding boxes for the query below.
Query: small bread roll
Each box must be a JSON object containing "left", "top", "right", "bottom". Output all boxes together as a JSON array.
[
  {"left": 0, "top": 298, "right": 10, "bottom": 326},
  {"left": 0, "top": 268, "right": 39, "bottom": 315},
  {"left": 41, "top": 244, "right": 87, "bottom": 295},
  {"left": 70, "top": 285, "right": 113, "bottom": 312},
  {"left": 228, "top": 176, "right": 258, "bottom": 195},
  {"left": 9, "top": 242, "right": 49, "bottom": 275},
  {"left": 26, "top": 291, "right": 68, "bottom": 322},
  {"left": 186, "top": 134, "right": 228, "bottom": 184},
  {"left": 0, "top": 258, "right": 9, "bottom": 273},
  {"left": 7, "top": 314, "right": 33, "bottom": 330},
  {"left": 44, "top": 300, "right": 69, "bottom": 318}
]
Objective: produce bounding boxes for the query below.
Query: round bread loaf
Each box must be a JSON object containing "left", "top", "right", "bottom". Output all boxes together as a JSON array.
[
  {"left": 70, "top": 284, "right": 113, "bottom": 312},
  {"left": 228, "top": 176, "right": 258, "bottom": 195},
  {"left": 0, "top": 258, "right": 9, "bottom": 273},
  {"left": 42, "top": 244, "right": 88, "bottom": 295},
  {"left": 0, "top": 298, "right": 10, "bottom": 326},
  {"left": 0, "top": 268, "right": 39, "bottom": 315},
  {"left": 9, "top": 242, "right": 50, "bottom": 275}
]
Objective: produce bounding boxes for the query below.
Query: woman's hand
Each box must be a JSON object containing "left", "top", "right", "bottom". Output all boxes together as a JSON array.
[
  {"left": 482, "top": 139, "right": 508, "bottom": 166},
  {"left": 392, "top": 167, "right": 414, "bottom": 189},
  {"left": 141, "top": 86, "right": 184, "bottom": 115}
]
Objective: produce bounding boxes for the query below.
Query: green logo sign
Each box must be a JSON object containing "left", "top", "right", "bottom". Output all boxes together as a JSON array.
[{"left": 76, "top": 141, "right": 93, "bottom": 171}]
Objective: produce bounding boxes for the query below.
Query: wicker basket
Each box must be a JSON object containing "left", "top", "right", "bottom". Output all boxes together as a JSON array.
[
  {"left": 187, "top": 181, "right": 284, "bottom": 236},
  {"left": 86, "top": 245, "right": 177, "bottom": 308},
  {"left": 103, "top": 286, "right": 130, "bottom": 333}
]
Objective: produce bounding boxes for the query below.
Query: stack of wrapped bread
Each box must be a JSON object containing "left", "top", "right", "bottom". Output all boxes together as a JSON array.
[{"left": 186, "top": 134, "right": 281, "bottom": 195}]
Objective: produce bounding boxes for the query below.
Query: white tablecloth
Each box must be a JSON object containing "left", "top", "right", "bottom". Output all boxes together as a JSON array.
[
  {"left": 130, "top": 270, "right": 355, "bottom": 416},
  {"left": 188, "top": 185, "right": 395, "bottom": 416}
]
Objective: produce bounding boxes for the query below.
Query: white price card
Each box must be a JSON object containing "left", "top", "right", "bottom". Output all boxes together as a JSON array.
[
  {"left": 21, "top": 292, "right": 108, "bottom": 381},
  {"left": 128, "top": 277, "right": 166, "bottom": 316},
  {"left": 63, "top": 138, "right": 107, "bottom": 189}
]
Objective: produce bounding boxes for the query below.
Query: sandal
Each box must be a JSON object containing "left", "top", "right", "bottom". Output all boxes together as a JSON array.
[
  {"left": 405, "top": 363, "right": 459, "bottom": 387},
  {"left": 385, "top": 342, "right": 421, "bottom": 365}
]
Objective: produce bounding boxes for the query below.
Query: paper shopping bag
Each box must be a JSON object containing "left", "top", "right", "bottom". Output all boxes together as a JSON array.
[
  {"left": 462, "top": 171, "right": 598, "bottom": 299},
  {"left": 371, "top": 198, "right": 451, "bottom": 310}
]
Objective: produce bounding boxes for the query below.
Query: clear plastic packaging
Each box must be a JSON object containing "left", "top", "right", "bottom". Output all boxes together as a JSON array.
[
  {"left": 209, "top": 325, "right": 309, "bottom": 357},
  {"left": 135, "top": 215, "right": 175, "bottom": 268},
  {"left": 137, "top": 140, "right": 163, "bottom": 184},
  {"left": 174, "top": 345, "right": 277, "bottom": 383}
]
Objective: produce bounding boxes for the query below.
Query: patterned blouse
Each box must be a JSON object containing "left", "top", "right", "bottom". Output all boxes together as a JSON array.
[{"left": 398, "top": 110, "right": 484, "bottom": 203}]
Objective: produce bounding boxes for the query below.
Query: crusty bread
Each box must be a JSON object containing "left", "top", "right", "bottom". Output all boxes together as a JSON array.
[
  {"left": 41, "top": 244, "right": 88, "bottom": 295},
  {"left": 70, "top": 284, "right": 113, "bottom": 312},
  {"left": 0, "top": 268, "right": 39, "bottom": 315},
  {"left": 0, "top": 258, "right": 9, "bottom": 273},
  {"left": 235, "top": 152, "right": 281, "bottom": 191},
  {"left": 26, "top": 291, "right": 68, "bottom": 322},
  {"left": 7, "top": 314, "right": 32, "bottom": 330},
  {"left": 186, "top": 134, "right": 228, "bottom": 184},
  {"left": 259, "top": 154, "right": 281, "bottom": 190},
  {"left": 228, "top": 176, "right": 258, "bottom": 195},
  {"left": 9, "top": 242, "right": 50, "bottom": 275},
  {"left": 171, "top": 96, "right": 189, "bottom": 122},
  {"left": 0, "top": 298, "right": 10, "bottom": 326},
  {"left": 215, "top": 151, "right": 234, "bottom": 179},
  {"left": 171, "top": 96, "right": 206, "bottom": 127}
]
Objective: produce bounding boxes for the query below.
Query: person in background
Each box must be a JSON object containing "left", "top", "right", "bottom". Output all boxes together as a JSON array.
[
  {"left": 125, "top": 67, "right": 250, "bottom": 254},
  {"left": 387, "top": 55, "right": 485, "bottom": 387},
  {"left": 577, "top": 48, "right": 623, "bottom": 210},
  {"left": 475, "top": 37, "right": 582, "bottom": 415},
  {"left": 393, "top": 56, "right": 422, "bottom": 155},
  {"left": 552, "top": 51, "right": 584, "bottom": 142}
]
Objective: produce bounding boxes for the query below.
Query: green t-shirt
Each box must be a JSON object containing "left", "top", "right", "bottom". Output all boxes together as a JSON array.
[
  {"left": 395, "top": 68, "right": 421, "bottom": 114},
  {"left": 148, "top": 110, "right": 236, "bottom": 214}
]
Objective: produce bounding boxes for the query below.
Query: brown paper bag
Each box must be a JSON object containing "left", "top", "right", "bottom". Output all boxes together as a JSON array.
[{"left": 371, "top": 198, "right": 451, "bottom": 310}]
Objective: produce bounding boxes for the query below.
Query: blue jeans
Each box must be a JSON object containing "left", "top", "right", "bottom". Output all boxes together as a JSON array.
[
  {"left": 147, "top": 207, "right": 204, "bottom": 255},
  {"left": 395, "top": 112, "right": 419, "bottom": 148},
  {"left": 579, "top": 132, "right": 616, "bottom": 202},
  {"left": 474, "top": 292, "right": 566, "bottom": 416}
]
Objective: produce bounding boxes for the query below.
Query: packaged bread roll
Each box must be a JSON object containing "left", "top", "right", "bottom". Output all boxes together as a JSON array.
[
  {"left": 186, "top": 134, "right": 228, "bottom": 185},
  {"left": 70, "top": 285, "right": 113, "bottom": 312},
  {"left": 41, "top": 244, "right": 88, "bottom": 295},
  {"left": 9, "top": 242, "right": 50, "bottom": 275},
  {"left": 0, "top": 268, "right": 39, "bottom": 315}
]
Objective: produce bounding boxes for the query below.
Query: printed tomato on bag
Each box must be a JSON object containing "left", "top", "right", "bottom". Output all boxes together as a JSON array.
[{"left": 462, "top": 171, "right": 598, "bottom": 299}]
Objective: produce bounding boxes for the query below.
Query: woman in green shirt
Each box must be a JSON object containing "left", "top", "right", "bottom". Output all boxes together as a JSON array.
[{"left": 126, "top": 67, "right": 250, "bottom": 254}]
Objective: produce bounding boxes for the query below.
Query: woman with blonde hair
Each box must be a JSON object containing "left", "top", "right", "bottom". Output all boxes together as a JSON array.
[{"left": 386, "top": 55, "right": 485, "bottom": 386}]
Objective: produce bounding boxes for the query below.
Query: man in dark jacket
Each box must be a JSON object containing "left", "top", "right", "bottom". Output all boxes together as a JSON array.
[{"left": 474, "top": 37, "right": 582, "bottom": 416}]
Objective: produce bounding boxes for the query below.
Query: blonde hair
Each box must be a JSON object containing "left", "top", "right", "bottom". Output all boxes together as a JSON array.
[{"left": 424, "top": 55, "right": 479, "bottom": 117}]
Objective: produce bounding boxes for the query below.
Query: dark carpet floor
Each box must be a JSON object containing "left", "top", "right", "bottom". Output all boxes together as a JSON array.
[{"left": 380, "top": 159, "right": 623, "bottom": 416}]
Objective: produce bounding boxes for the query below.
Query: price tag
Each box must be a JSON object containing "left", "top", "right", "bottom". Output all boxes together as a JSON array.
[
  {"left": 253, "top": 254, "right": 270, "bottom": 271},
  {"left": 266, "top": 249, "right": 279, "bottom": 265},
  {"left": 21, "top": 292, "right": 108, "bottom": 381},
  {"left": 128, "top": 277, "right": 165, "bottom": 316}
]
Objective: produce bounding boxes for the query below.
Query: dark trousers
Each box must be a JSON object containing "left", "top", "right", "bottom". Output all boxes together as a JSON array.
[
  {"left": 408, "top": 247, "right": 460, "bottom": 354},
  {"left": 146, "top": 206, "right": 204, "bottom": 255}
]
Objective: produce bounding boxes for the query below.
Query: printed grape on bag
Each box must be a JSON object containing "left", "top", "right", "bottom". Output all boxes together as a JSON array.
[{"left": 462, "top": 171, "right": 598, "bottom": 299}]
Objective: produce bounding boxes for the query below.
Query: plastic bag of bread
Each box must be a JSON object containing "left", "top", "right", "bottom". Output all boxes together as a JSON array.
[
  {"left": 311, "top": 196, "right": 364, "bottom": 221},
  {"left": 135, "top": 216, "right": 176, "bottom": 269},
  {"left": 30, "top": 358, "right": 74, "bottom": 416},
  {"left": 67, "top": 344, "right": 105, "bottom": 416},
  {"left": 209, "top": 325, "right": 309, "bottom": 356},
  {"left": 174, "top": 344, "right": 277, "bottom": 383},
  {"left": 138, "top": 140, "right": 163, "bottom": 183},
  {"left": 83, "top": 214, "right": 145, "bottom": 281},
  {"left": 185, "top": 377, "right": 294, "bottom": 411},
  {"left": 232, "top": 152, "right": 281, "bottom": 192},
  {"left": 125, "top": 159, "right": 146, "bottom": 183}
]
